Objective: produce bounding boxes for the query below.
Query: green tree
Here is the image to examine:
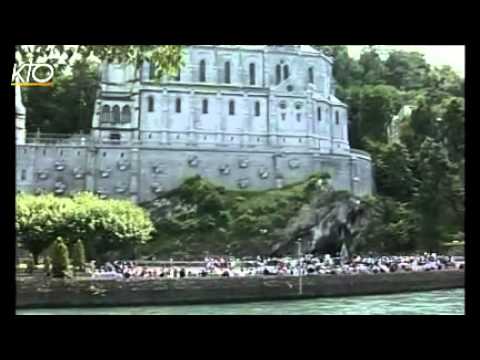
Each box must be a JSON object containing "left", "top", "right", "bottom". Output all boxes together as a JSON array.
[
  {"left": 16, "top": 193, "right": 72, "bottom": 264},
  {"left": 437, "top": 97, "right": 465, "bottom": 164},
  {"left": 67, "top": 193, "right": 155, "bottom": 261},
  {"left": 43, "top": 256, "right": 51, "bottom": 275},
  {"left": 414, "top": 138, "right": 463, "bottom": 251},
  {"left": 24, "top": 60, "right": 99, "bottom": 134},
  {"left": 356, "top": 85, "right": 402, "bottom": 145},
  {"left": 425, "top": 65, "right": 464, "bottom": 101},
  {"left": 16, "top": 193, "right": 155, "bottom": 263},
  {"left": 358, "top": 46, "right": 387, "bottom": 85},
  {"left": 25, "top": 256, "right": 35, "bottom": 274},
  {"left": 366, "top": 141, "right": 418, "bottom": 202},
  {"left": 51, "top": 237, "right": 70, "bottom": 278},
  {"left": 15, "top": 45, "right": 183, "bottom": 76},
  {"left": 15, "top": 45, "right": 184, "bottom": 134},
  {"left": 357, "top": 196, "right": 420, "bottom": 254},
  {"left": 312, "top": 46, "right": 364, "bottom": 88},
  {"left": 384, "top": 50, "right": 431, "bottom": 90},
  {"left": 400, "top": 96, "right": 437, "bottom": 152},
  {"left": 71, "top": 239, "right": 86, "bottom": 272}
]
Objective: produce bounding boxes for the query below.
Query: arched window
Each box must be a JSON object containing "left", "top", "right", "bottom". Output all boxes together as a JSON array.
[
  {"left": 176, "top": 98, "right": 182, "bottom": 113},
  {"left": 255, "top": 101, "right": 260, "bottom": 117},
  {"left": 229, "top": 100, "right": 235, "bottom": 115},
  {"left": 283, "top": 65, "right": 290, "bottom": 80},
  {"left": 199, "top": 60, "right": 206, "bottom": 82},
  {"left": 112, "top": 105, "right": 121, "bottom": 123},
  {"left": 101, "top": 105, "right": 111, "bottom": 122},
  {"left": 149, "top": 63, "right": 156, "bottom": 79},
  {"left": 175, "top": 70, "right": 181, "bottom": 81},
  {"left": 225, "top": 62, "right": 231, "bottom": 84},
  {"left": 148, "top": 96, "right": 154, "bottom": 112},
  {"left": 249, "top": 63, "right": 256, "bottom": 85},
  {"left": 121, "top": 106, "right": 131, "bottom": 123},
  {"left": 297, "top": 113, "right": 301, "bottom": 122},
  {"left": 336, "top": 111, "right": 340, "bottom": 125},
  {"left": 202, "top": 99, "right": 208, "bottom": 114},
  {"left": 317, "top": 107, "right": 322, "bottom": 121},
  {"left": 309, "top": 67, "right": 314, "bottom": 84},
  {"left": 276, "top": 65, "right": 282, "bottom": 85}
]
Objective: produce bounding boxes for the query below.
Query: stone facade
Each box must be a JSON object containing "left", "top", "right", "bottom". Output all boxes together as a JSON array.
[{"left": 16, "top": 45, "right": 374, "bottom": 203}]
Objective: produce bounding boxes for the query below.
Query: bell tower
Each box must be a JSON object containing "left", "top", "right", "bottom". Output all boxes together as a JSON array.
[{"left": 15, "top": 86, "right": 26, "bottom": 145}]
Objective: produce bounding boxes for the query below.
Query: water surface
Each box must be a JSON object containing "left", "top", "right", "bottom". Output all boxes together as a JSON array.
[{"left": 17, "top": 289, "right": 464, "bottom": 315}]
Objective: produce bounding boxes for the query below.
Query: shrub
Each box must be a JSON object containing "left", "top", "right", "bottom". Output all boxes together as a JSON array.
[
  {"left": 43, "top": 256, "right": 51, "bottom": 274},
  {"left": 71, "top": 239, "right": 86, "bottom": 272},
  {"left": 25, "top": 257, "right": 35, "bottom": 274},
  {"left": 51, "top": 237, "right": 70, "bottom": 278}
]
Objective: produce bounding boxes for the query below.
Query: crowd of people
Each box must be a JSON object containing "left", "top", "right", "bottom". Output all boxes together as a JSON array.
[{"left": 90, "top": 253, "right": 464, "bottom": 280}]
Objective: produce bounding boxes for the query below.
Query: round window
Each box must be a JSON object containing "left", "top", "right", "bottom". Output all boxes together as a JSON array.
[{"left": 287, "top": 85, "right": 294, "bottom": 92}]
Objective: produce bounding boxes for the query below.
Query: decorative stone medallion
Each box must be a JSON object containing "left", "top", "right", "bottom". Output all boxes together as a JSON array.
[
  {"left": 151, "top": 182, "right": 164, "bottom": 194},
  {"left": 219, "top": 164, "right": 231, "bottom": 176},
  {"left": 54, "top": 181, "right": 67, "bottom": 194},
  {"left": 238, "top": 178, "right": 250, "bottom": 189},
  {"left": 37, "top": 170, "right": 49, "bottom": 181},
  {"left": 54, "top": 160, "right": 65, "bottom": 171},
  {"left": 238, "top": 159, "right": 249, "bottom": 169},
  {"left": 187, "top": 155, "right": 199, "bottom": 168},
  {"left": 100, "top": 168, "right": 112, "bottom": 178},
  {"left": 96, "top": 189, "right": 108, "bottom": 199},
  {"left": 117, "top": 160, "right": 130, "bottom": 171},
  {"left": 73, "top": 168, "right": 84, "bottom": 179},
  {"left": 258, "top": 167, "right": 270, "bottom": 179},
  {"left": 152, "top": 164, "right": 165, "bottom": 174},
  {"left": 289, "top": 159, "right": 301, "bottom": 169},
  {"left": 115, "top": 183, "right": 128, "bottom": 194}
]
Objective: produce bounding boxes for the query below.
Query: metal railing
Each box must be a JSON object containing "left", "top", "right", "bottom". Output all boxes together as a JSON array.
[{"left": 350, "top": 148, "right": 371, "bottom": 158}]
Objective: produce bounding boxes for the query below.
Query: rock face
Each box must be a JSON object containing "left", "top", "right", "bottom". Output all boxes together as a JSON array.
[{"left": 270, "top": 190, "right": 371, "bottom": 256}]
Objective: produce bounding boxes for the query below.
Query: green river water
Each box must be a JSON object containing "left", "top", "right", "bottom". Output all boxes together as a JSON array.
[{"left": 17, "top": 288, "right": 464, "bottom": 315}]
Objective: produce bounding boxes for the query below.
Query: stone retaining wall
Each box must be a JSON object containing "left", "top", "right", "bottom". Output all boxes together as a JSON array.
[{"left": 16, "top": 270, "right": 464, "bottom": 309}]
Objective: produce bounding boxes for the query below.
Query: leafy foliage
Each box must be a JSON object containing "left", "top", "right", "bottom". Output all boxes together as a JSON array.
[
  {"left": 356, "top": 196, "right": 420, "bottom": 254},
  {"left": 384, "top": 51, "right": 431, "bottom": 90},
  {"left": 71, "top": 239, "right": 86, "bottom": 271},
  {"left": 24, "top": 60, "right": 98, "bottom": 134},
  {"left": 311, "top": 46, "right": 464, "bottom": 253},
  {"left": 143, "top": 174, "right": 331, "bottom": 257},
  {"left": 16, "top": 193, "right": 155, "bottom": 262},
  {"left": 366, "top": 141, "right": 418, "bottom": 202},
  {"left": 50, "top": 237, "right": 70, "bottom": 278},
  {"left": 17, "top": 45, "right": 184, "bottom": 134},
  {"left": 43, "top": 256, "right": 51, "bottom": 274}
]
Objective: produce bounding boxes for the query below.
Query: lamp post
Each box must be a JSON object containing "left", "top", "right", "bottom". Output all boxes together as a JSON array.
[{"left": 297, "top": 238, "right": 303, "bottom": 296}]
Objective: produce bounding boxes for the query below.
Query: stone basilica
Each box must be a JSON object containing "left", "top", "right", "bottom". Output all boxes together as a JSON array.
[{"left": 16, "top": 45, "right": 373, "bottom": 203}]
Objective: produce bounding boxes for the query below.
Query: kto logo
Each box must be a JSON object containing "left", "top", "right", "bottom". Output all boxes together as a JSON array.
[{"left": 11, "top": 63, "right": 55, "bottom": 87}]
